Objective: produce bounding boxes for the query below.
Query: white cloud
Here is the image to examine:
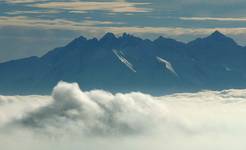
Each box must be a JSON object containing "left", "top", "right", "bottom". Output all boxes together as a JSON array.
[
  {"left": 0, "top": 16, "right": 246, "bottom": 36},
  {"left": 0, "top": 16, "right": 123, "bottom": 29},
  {"left": 1, "top": 81, "right": 246, "bottom": 149},
  {"left": 2, "top": 16, "right": 246, "bottom": 37},
  {"left": 2, "top": 0, "right": 47, "bottom": 4},
  {"left": 17, "top": 81, "right": 167, "bottom": 135},
  {"left": 0, "top": 95, "right": 50, "bottom": 126},
  {"left": 30, "top": 1, "right": 151, "bottom": 13},
  {"left": 180, "top": 17, "right": 246, "bottom": 22},
  {"left": 68, "top": 10, "right": 87, "bottom": 14},
  {"left": 5, "top": 10, "right": 61, "bottom": 15}
]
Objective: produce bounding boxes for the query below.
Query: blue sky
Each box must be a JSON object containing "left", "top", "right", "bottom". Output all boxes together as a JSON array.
[{"left": 1, "top": 0, "right": 246, "bottom": 62}]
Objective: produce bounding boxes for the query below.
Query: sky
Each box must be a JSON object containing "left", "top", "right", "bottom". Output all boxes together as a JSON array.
[{"left": 1, "top": 0, "right": 246, "bottom": 62}]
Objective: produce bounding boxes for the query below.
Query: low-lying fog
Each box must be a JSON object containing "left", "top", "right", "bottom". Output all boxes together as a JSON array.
[{"left": 1, "top": 81, "right": 246, "bottom": 150}]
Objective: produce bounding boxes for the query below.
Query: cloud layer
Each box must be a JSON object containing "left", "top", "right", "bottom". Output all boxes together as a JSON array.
[
  {"left": 17, "top": 81, "right": 167, "bottom": 135},
  {"left": 180, "top": 17, "right": 246, "bottom": 22},
  {"left": 3, "top": 16, "right": 246, "bottom": 37},
  {"left": 30, "top": 1, "right": 151, "bottom": 13},
  {"left": 1, "top": 81, "right": 246, "bottom": 149}
]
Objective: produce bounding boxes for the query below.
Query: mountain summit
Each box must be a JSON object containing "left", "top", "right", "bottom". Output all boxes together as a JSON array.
[
  {"left": 100, "top": 32, "right": 117, "bottom": 41},
  {"left": 0, "top": 31, "right": 246, "bottom": 95},
  {"left": 207, "top": 31, "right": 237, "bottom": 45},
  {"left": 209, "top": 30, "right": 226, "bottom": 38}
]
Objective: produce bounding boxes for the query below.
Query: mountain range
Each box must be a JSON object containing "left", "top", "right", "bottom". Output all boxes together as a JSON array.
[{"left": 1, "top": 31, "right": 246, "bottom": 95}]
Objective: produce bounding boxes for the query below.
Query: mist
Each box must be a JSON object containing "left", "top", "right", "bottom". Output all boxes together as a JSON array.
[{"left": 1, "top": 81, "right": 246, "bottom": 150}]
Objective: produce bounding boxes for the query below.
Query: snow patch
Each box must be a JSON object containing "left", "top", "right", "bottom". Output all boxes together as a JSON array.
[
  {"left": 224, "top": 66, "right": 232, "bottom": 71},
  {"left": 113, "top": 49, "right": 136, "bottom": 72},
  {"left": 156, "top": 56, "right": 178, "bottom": 76}
]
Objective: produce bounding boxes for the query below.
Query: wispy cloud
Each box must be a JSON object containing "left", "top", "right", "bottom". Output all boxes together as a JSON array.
[
  {"left": 0, "top": 16, "right": 123, "bottom": 28},
  {"left": 30, "top": 1, "right": 151, "bottom": 13},
  {"left": 68, "top": 10, "right": 87, "bottom": 14},
  {"left": 5, "top": 10, "right": 61, "bottom": 15},
  {"left": 2, "top": 0, "right": 47, "bottom": 4},
  {"left": 1, "top": 16, "right": 246, "bottom": 36},
  {"left": 180, "top": 17, "right": 246, "bottom": 22}
]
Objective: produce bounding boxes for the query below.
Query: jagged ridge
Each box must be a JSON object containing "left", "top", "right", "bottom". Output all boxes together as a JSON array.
[{"left": 0, "top": 31, "right": 246, "bottom": 95}]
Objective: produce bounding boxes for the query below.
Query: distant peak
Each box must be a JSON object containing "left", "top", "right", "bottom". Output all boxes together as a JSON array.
[
  {"left": 77, "top": 36, "right": 87, "bottom": 41},
  {"left": 154, "top": 36, "right": 185, "bottom": 46},
  {"left": 121, "top": 33, "right": 141, "bottom": 41},
  {"left": 213, "top": 30, "right": 222, "bottom": 34},
  {"left": 206, "top": 30, "right": 237, "bottom": 44},
  {"left": 156, "top": 36, "right": 165, "bottom": 40},
  {"left": 101, "top": 32, "right": 117, "bottom": 41},
  {"left": 122, "top": 32, "right": 129, "bottom": 37},
  {"left": 67, "top": 35, "right": 87, "bottom": 46},
  {"left": 122, "top": 33, "right": 135, "bottom": 38},
  {"left": 188, "top": 30, "right": 238, "bottom": 47},
  {"left": 155, "top": 36, "right": 174, "bottom": 42},
  {"left": 72, "top": 36, "right": 87, "bottom": 43},
  {"left": 209, "top": 30, "right": 227, "bottom": 38}
]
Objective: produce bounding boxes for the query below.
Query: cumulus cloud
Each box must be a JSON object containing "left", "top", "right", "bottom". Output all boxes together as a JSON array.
[
  {"left": 0, "top": 95, "right": 50, "bottom": 126},
  {"left": 1, "top": 81, "right": 246, "bottom": 149},
  {"left": 18, "top": 81, "right": 167, "bottom": 135}
]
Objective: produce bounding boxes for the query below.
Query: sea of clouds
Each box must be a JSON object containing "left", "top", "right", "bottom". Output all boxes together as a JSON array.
[{"left": 1, "top": 81, "right": 246, "bottom": 150}]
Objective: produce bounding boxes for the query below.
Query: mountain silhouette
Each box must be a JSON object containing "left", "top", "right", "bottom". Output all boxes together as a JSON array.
[{"left": 1, "top": 31, "right": 246, "bottom": 95}]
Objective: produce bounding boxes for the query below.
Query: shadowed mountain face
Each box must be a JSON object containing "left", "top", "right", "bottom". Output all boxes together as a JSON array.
[{"left": 1, "top": 31, "right": 246, "bottom": 95}]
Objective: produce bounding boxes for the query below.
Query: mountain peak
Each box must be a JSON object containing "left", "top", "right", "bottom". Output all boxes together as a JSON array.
[
  {"left": 76, "top": 36, "right": 87, "bottom": 41},
  {"left": 155, "top": 36, "right": 178, "bottom": 42},
  {"left": 188, "top": 30, "right": 237, "bottom": 47},
  {"left": 122, "top": 32, "right": 129, "bottom": 36},
  {"left": 122, "top": 33, "right": 140, "bottom": 39},
  {"left": 209, "top": 30, "right": 227, "bottom": 39},
  {"left": 101, "top": 32, "right": 117, "bottom": 41},
  {"left": 154, "top": 36, "right": 185, "bottom": 47},
  {"left": 206, "top": 30, "right": 238, "bottom": 46},
  {"left": 120, "top": 33, "right": 142, "bottom": 41},
  {"left": 67, "top": 36, "right": 87, "bottom": 47},
  {"left": 155, "top": 36, "right": 166, "bottom": 41}
]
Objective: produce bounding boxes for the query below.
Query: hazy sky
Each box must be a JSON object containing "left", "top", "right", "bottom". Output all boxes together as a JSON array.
[{"left": 1, "top": 0, "right": 246, "bottom": 62}]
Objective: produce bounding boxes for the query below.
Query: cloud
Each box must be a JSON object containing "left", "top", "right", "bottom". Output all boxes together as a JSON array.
[
  {"left": 180, "top": 17, "right": 246, "bottom": 22},
  {"left": 68, "top": 10, "right": 87, "bottom": 14},
  {"left": 2, "top": 16, "right": 246, "bottom": 37},
  {"left": 2, "top": 81, "right": 246, "bottom": 150},
  {"left": 17, "top": 81, "right": 167, "bottom": 135},
  {"left": 2, "top": 0, "right": 47, "bottom": 4},
  {"left": 1, "top": 81, "right": 246, "bottom": 149},
  {"left": 0, "top": 95, "right": 50, "bottom": 127},
  {"left": 0, "top": 16, "right": 123, "bottom": 28},
  {"left": 5, "top": 10, "right": 61, "bottom": 15},
  {"left": 30, "top": 1, "right": 151, "bottom": 13}
]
